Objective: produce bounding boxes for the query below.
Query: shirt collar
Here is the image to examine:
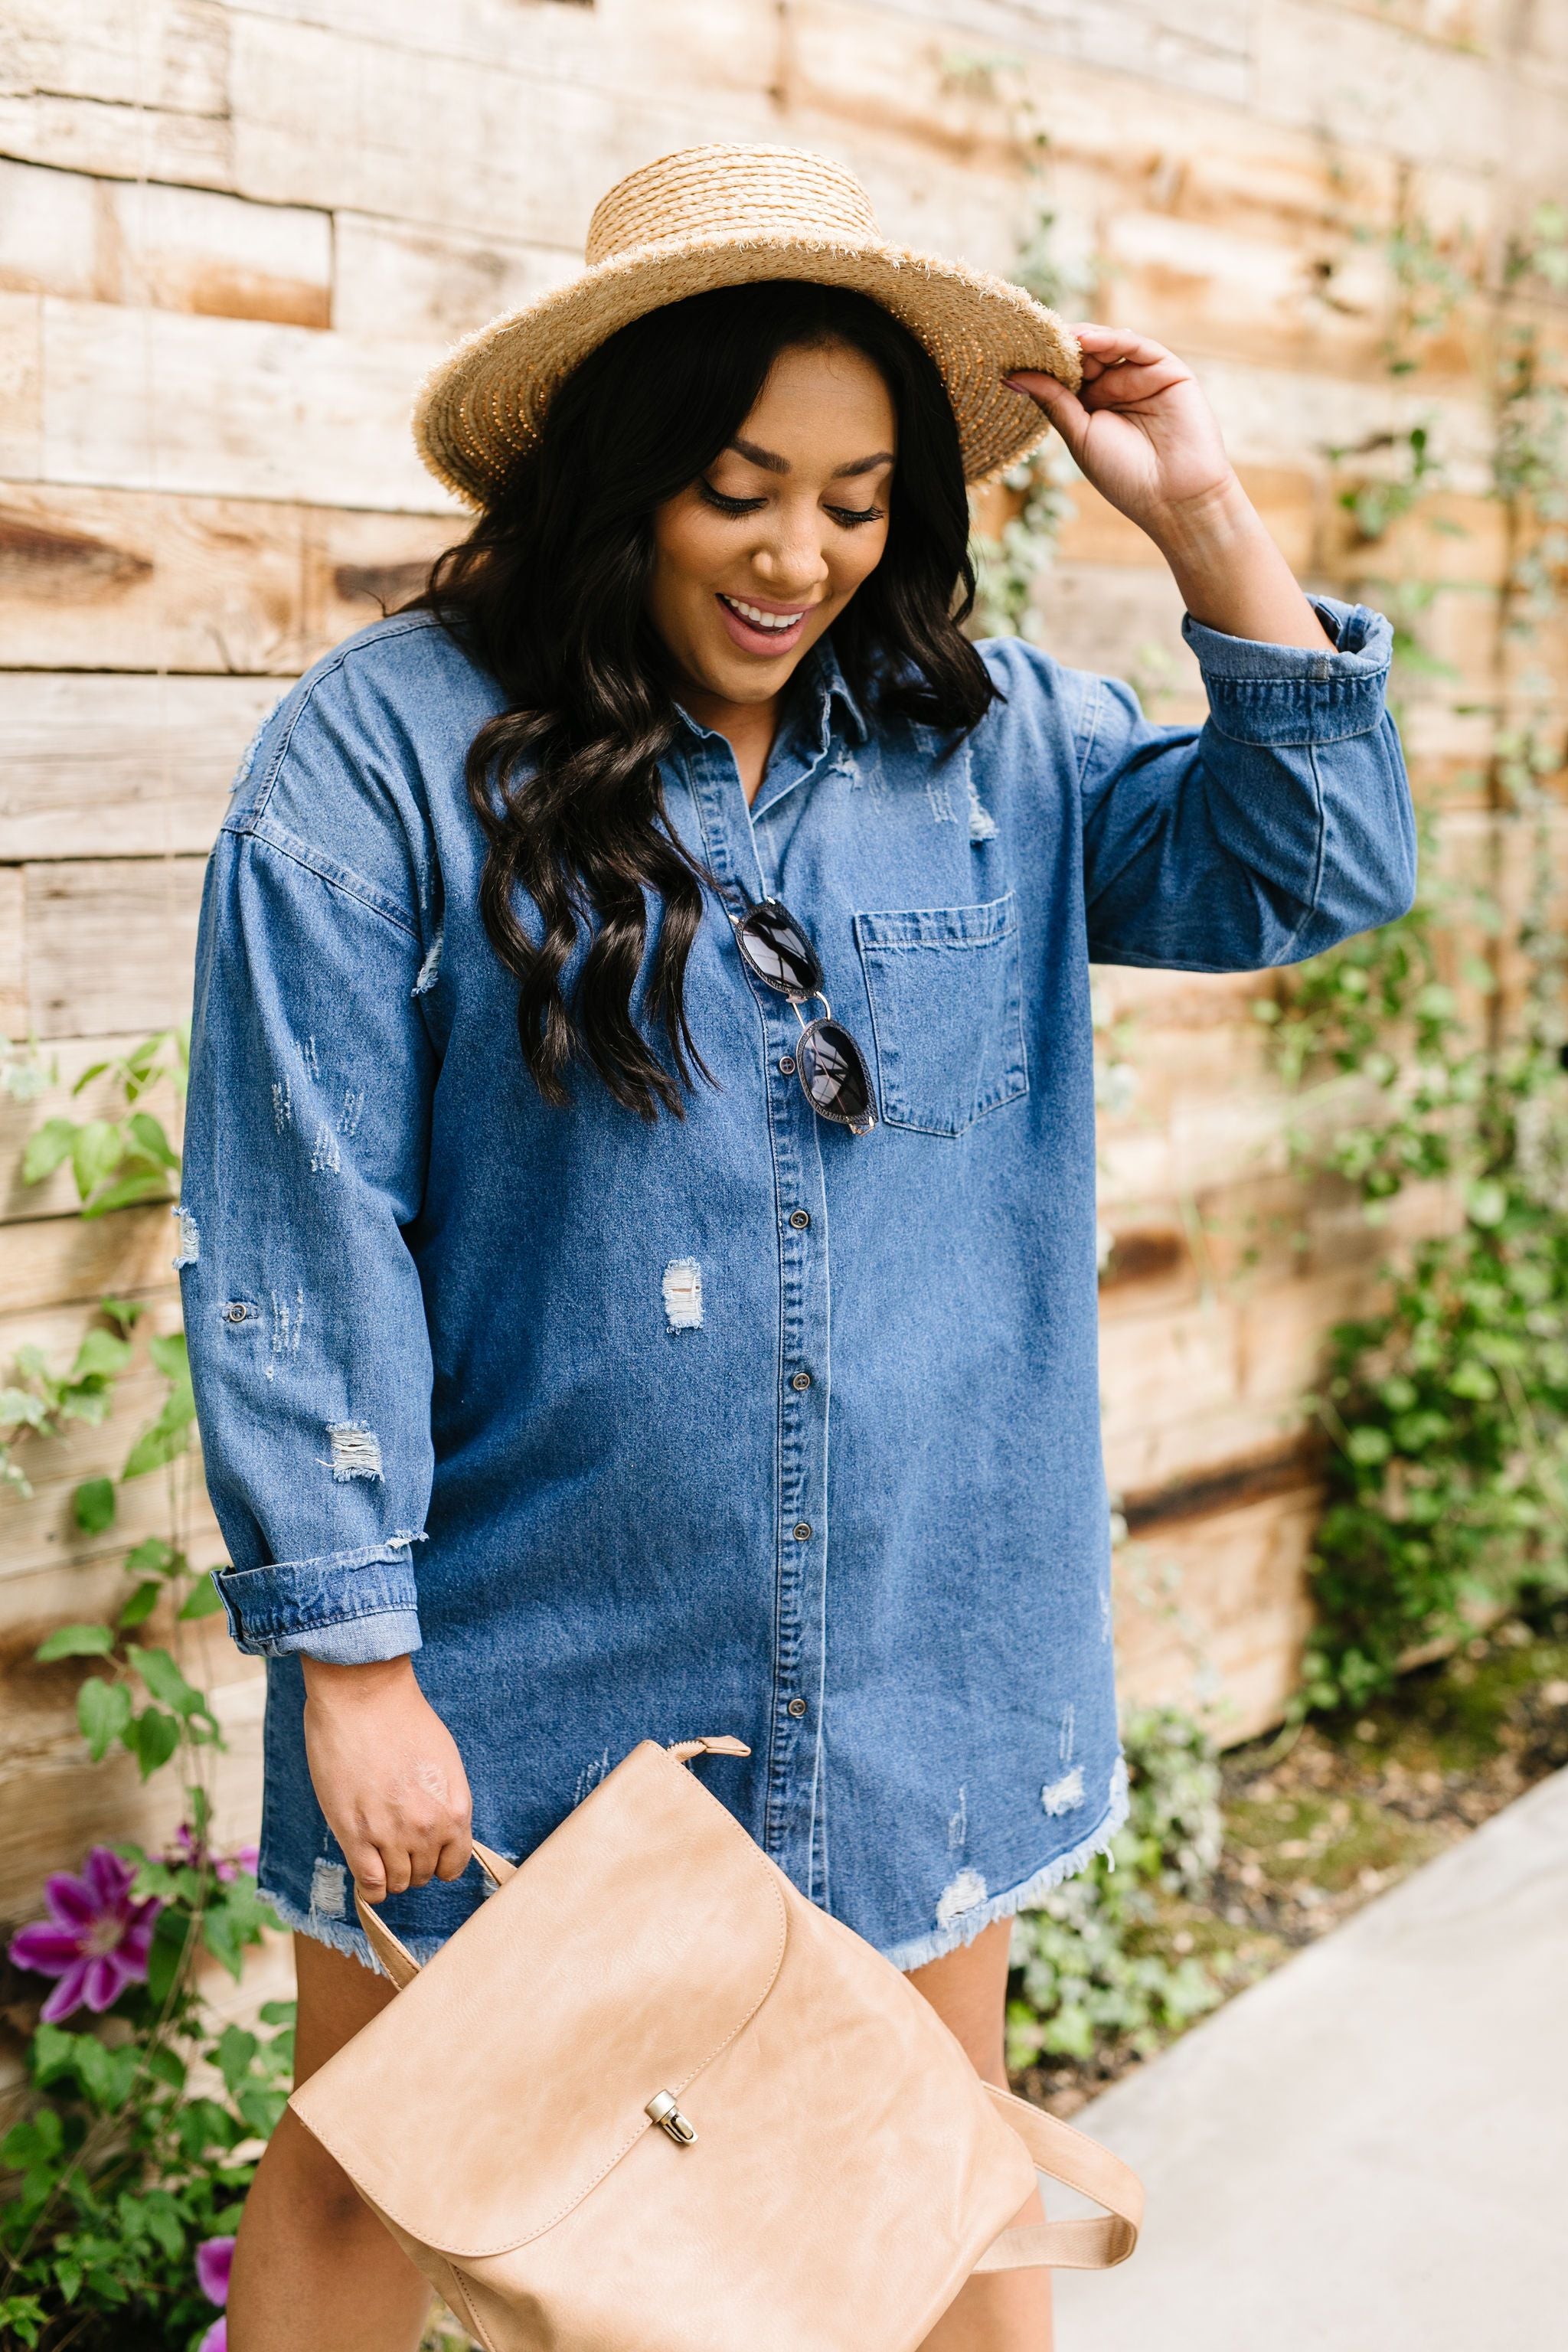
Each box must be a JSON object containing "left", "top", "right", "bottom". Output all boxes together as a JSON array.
[{"left": 670, "top": 630, "right": 870, "bottom": 753}]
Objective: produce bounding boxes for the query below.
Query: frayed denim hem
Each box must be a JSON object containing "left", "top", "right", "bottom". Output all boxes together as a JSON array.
[
  {"left": 259, "top": 1883, "right": 452, "bottom": 1978},
  {"left": 881, "top": 1769, "right": 1130, "bottom": 1975}
]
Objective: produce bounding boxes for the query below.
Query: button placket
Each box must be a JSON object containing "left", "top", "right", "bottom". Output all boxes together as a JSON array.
[{"left": 681, "top": 737, "right": 832, "bottom": 1903}]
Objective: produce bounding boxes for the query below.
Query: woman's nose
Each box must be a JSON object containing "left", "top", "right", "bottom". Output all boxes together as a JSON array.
[{"left": 751, "top": 508, "right": 829, "bottom": 597}]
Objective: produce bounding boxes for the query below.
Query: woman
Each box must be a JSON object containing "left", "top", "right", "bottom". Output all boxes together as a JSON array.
[{"left": 180, "top": 145, "right": 1415, "bottom": 2350}]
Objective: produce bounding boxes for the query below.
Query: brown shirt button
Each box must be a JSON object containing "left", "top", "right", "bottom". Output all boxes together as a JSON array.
[
  {"left": 791, "top": 1370, "right": 812, "bottom": 1391},
  {"left": 792, "top": 1521, "right": 812, "bottom": 1541},
  {"left": 789, "top": 1209, "right": 810, "bottom": 1229},
  {"left": 779, "top": 1055, "right": 796, "bottom": 1075},
  {"left": 787, "top": 1696, "right": 808, "bottom": 1717}
]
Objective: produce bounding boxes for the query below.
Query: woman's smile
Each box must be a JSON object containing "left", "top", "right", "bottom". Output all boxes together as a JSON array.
[{"left": 714, "top": 590, "right": 815, "bottom": 655}]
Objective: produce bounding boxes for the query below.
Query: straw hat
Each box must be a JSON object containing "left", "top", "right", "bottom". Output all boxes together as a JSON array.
[{"left": 413, "top": 142, "right": 1080, "bottom": 508}]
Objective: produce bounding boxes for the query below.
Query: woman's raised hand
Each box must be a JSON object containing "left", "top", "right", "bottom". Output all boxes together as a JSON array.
[
  {"left": 1005, "top": 323, "right": 1334, "bottom": 654},
  {"left": 300, "top": 1655, "right": 474, "bottom": 1905},
  {"left": 1006, "top": 325, "right": 1237, "bottom": 547}
]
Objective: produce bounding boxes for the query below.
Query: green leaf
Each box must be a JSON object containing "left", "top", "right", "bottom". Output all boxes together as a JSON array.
[
  {"left": 70, "top": 1119, "right": 122, "bottom": 1202},
  {"left": 100, "top": 1297, "right": 146, "bottom": 1334},
  {"left": 122, "top": 1410, "right": 192, "bottom": 1480},
  {"left": 145, "top": 2043, "right": 187, "bottom": 2092},
  {"left": 1465, "top": 1178, "right": 1508, "bottom": 1229},
  {"left": 216, "top": 2023, "right": 259, "bottom": 2096},
  {"left": 71, "top": 1475, "right": 116, "bottom": 1534},
  {"left": 1347, "top": 1426, "right": 1393, "bottom": 1465},
  {"left": 1, "top": 2107, "right": 64, "bottom": 2169},
  {"left": 126, "top": 1644, "right": 205, "bottom": 1717},
  {"left": 145, "top": 1907, "right": 194, "bottom": 2011},
  {"left": 203, "top": 1906, "right": 245, "bottom": 1980},
  {"left": 126, "top": 1110, "right": 179, "bottom": 1168},
  {"left": 122, "top": 1342, "right": 195, "bottom": 1478},
  {"left": 177, "top": 1573, "right": 225, "bottom": 1621},
  {"left": 146, "top": 1331, "right": 189, "bottom": 1384},
  {"left": 37, "top": 1621, "right": 115, "bottom": 1662},
  {"left": 0, "top": 2295, "right": 49, "bottom": 2347},
  {"left": 122, "top": 1705, "right": 181, "bottom": 1778},
  {"left": 140, "top": 2190, "right": 186, "bottom": 2261},
  {"left": 70, "top": 1330, "right": 132, "bottom": 1383},
  {"left": 82, "top": 1167, "right": 176, "bottom": 1217},
  {"left": 20, "top": 1117, "right": 75, "bottom": 1186},
  {"left": 125, "top": 1534, "right": 177, "bottom": 1578},
  {"left": 77, "top": 1675, "right": 132, "bottom": 1760},
  {"left": 117, "top": 1580, "right": 162, "bottom": 1629}
]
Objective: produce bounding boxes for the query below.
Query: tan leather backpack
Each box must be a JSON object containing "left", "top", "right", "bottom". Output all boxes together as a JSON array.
[{"left": 290, "top": 1735, "right": 1141, "bottom": 2352}]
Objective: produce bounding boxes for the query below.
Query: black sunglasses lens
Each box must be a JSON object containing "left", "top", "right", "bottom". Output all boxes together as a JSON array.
[
  {"left": 737, "top": 900, "right": 822, "bottom": 999},
  {"left": 799, "top": 1021, "right": 874, "bottom": 1127}
]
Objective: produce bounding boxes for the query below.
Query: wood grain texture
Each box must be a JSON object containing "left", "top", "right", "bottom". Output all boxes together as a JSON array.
[
  {"left": 0, "top": 480, "right": 455, "bottom": 672},
  {"left": 0, "top": 0, "right": 1557, "bottom": 1916},
  {"left": 28, "top": 296, "right": 451, "bottom": 511},
  {"left": 0, "top": 158, "right": 332, "bottom": 326},
  {"left": 0, "top": 672, "right": 276, "bottom": 858},
  {"left": 23, "top": 857, "right": 206, "bottom": 1039}
]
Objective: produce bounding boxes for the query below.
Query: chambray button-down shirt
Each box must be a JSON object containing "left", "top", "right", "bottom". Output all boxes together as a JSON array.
[{"left": 178, "top": 596, "right": 1414, "bottom": 1969}]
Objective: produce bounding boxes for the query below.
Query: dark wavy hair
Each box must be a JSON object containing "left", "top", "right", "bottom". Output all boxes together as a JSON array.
[{"left": 409, "top": 279, "right": 997, "bottom": 1120}]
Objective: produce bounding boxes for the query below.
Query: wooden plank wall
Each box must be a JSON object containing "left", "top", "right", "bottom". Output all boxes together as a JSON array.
[{"left": 2, "top": 0, "right": 1566, "bottom": 1918}]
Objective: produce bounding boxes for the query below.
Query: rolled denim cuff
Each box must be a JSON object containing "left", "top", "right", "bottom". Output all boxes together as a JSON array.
[
  {"left": 213, "top": 1537, "right": 423, "bottom": 1661},
  {"left": 1185, "top": 596, "right": 1393, "bottom": 746}
]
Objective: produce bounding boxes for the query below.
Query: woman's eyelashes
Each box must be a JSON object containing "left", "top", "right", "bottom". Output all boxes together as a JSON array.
[
  {"left": 697, "top": 480, "right": 885, "bottom": 528},
  {"left": 697, "top": 482, "right": 763, "bottom": 516}
]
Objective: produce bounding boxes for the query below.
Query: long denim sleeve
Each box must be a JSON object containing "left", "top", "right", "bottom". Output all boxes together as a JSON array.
[
  {"left": 178, "top": 669, "right": 441, "bottom": 1664},
  {"left": 1058, "top": 596, "right": 1416, "bottom": 969}
]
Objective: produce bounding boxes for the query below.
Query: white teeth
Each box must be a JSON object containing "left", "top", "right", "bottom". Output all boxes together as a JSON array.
[{"left": 723, "top": 596, "right": 803, "bottom": 632}]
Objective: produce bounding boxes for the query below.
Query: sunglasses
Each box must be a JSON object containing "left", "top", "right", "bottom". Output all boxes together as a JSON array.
[{"left": 730, "top": 898, "right": 878, "bottom": 1137}]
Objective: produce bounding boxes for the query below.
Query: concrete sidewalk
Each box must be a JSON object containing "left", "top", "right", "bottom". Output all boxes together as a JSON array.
[{"left": 1052, "top": 1766, "right": 1568, "bottom": 2351}]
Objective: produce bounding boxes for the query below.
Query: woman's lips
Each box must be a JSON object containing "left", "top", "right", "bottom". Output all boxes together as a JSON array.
[{"left": 715, "top": 592, "right": 813, "bottom": 656}]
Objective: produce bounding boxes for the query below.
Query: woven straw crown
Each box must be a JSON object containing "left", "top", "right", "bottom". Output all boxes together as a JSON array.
[{"left": 413, "top": 143, "right": 1081, "bottom": 508}]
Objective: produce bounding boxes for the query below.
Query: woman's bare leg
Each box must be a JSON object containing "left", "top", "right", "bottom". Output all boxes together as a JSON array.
[
  {"left": 227, "top": 1934, "right": 434, "bottom": 2352},
  {"left": 910, "top": 1919, "right": 1053, "bottom": 2352}
]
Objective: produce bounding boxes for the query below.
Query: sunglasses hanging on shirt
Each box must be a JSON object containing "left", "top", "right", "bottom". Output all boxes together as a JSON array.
[{"left": 730, "top": 898, "right": 878, "bottom": 1138}]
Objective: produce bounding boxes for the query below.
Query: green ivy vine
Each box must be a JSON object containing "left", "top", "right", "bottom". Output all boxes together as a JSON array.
[
  {"left": 2, "top": 1037, "right": 289, "bottom": 2350},
  {"left": 1263, "top": 199, "right": 1568, "bottom": 1711}
]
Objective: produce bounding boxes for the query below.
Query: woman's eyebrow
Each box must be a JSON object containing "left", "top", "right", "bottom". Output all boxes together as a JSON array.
[{"left": 727, "top": 436, "right": 896, "bottom": 479}]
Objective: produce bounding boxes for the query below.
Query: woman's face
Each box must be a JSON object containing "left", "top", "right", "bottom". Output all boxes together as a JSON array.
[{"left": 646, "top": 337, "right": 896, "bottom": 709}]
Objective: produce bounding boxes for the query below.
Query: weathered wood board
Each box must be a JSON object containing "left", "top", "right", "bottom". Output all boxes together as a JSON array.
[{"left": 2, "top": 0, "right": 1563, "bottom": 1924}]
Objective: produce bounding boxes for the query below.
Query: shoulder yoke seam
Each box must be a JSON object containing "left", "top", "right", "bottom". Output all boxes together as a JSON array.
[
  {"left": 217, "top": 819, "right": 422, "bottom": 942},
  {"left": 249, "top": 612, "right": 444, "bottom": 825}
]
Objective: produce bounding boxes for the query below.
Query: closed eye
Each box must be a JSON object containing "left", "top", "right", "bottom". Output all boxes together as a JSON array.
[
  {"left": 827, "top": 505, "right": 884, "bottom": 528},
  {"left": 698, "top": 483, "right": 766, "bottom": 516}
]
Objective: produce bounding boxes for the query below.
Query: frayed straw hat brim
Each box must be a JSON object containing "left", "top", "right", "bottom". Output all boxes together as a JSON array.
[{"left": 414, "top": 223, "right": 1080, "bottom": 509}]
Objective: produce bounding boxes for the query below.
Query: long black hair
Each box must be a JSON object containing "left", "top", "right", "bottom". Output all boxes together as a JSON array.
[{"left": 410, "top": 279, "right": 996, "bottom": 1120}]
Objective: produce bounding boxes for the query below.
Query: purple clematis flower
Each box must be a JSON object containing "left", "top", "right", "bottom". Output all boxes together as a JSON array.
[
  {"left": 7, "top": 1846, "right": 162, "bottom": 2024},
  {"left": 196, "top": 2235, "right": 234, "bottom": 2347},
  {"left": 166, "top": 1822, "right": 260, "bottom": 1883},
  {"left": 195, "top": 2236, "right": 234, "bottom": 2305}
]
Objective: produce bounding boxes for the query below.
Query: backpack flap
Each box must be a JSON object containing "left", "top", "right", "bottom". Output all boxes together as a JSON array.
[{"left": 289, "top": 1740, "right": 787, "bottom": 2259}]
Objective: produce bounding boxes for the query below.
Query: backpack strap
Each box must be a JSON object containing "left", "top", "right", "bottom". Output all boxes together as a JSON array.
[{"left": 972, "top": 2083, "right": 1142, "bottom": 2272}]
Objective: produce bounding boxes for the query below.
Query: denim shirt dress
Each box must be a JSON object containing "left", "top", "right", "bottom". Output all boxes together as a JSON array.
[{"left": 178, "top": 596, "right": 1415, "bottom": 1970}]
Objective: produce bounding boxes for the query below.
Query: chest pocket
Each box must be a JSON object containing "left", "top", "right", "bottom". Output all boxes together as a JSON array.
[{"left": 854, "top": 891, "right": 1028, "bottom": 1138}]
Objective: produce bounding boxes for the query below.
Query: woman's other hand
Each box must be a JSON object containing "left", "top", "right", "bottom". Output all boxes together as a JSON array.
[
  {"left": 301, "top": 1655, "right": 473, "bottom": 1903},
  {"left": 1005, "top": 325, "right": 1333, "bottom": 652},
  {"left": 1006, "top": 325, "right": 1233, "bottom": 537}
]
